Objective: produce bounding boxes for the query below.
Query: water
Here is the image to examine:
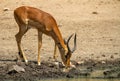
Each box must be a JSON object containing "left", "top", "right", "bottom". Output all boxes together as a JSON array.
[{"left": 38, "top": 78, "right": 120, "bottom": 81}]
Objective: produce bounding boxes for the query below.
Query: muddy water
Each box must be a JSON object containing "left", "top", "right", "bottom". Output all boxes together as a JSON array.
[{"left": 39, "top": 78, "right": 120, "bottom": 81}]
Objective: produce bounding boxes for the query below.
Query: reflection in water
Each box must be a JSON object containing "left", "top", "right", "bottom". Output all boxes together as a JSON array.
[{"left": 39, "top": 78, "right": 120, "bottom": 81}]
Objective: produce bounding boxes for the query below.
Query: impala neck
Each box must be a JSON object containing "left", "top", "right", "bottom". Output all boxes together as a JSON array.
[
  {"left": 55, "top": 35, "right": 68, "bottom": 62},
  {"left": 52, "top": 26, "right": 68, "bottom": 55},
  {"left": 57, "top": 41, "right": 68, "bottom": 54},
  {"left": 57, "top": 42, "right": 67, "bottom": 61}
]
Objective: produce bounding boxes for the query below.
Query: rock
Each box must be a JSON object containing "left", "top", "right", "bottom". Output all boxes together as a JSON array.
[
  {"left": 7, "top": 65, "right": 25, "bottom": 74},
  {"left": 54, "top": 62, "right": 59, "bottom": 66},
  {"left": 101, "top": 60, "right": 106, "bottom": 64},
  {"left": 3, "top": 8, "right": 10, "bottom": 11},
  {"left": 77, "top": 61, "right": 84, "bottom": 65},
  {"left": 92, "top": 11, "right": 98, "bottom": 14}
]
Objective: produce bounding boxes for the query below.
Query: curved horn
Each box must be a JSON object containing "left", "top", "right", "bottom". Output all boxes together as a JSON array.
[
  {"left": 71, "top": 33, "right": 76, "bottom": 53},
  {"left": 67, "top": 33, "right": 77, "bottom": 53}
]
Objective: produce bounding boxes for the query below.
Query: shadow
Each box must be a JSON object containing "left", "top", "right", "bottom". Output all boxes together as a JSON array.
[
  {"left": 0, "top": 59, "right": 17, "bottom": 62},
  {"left": 0, "top": 59, "right": 38, "bottom": 64}
]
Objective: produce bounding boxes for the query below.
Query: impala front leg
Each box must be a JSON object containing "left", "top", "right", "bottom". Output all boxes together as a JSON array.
[
  {"left": 38, "top": 32, "right": 42, "bottom": 65},
  {"left": 53, "top": 43, "right": 58, "bottom": 61}
]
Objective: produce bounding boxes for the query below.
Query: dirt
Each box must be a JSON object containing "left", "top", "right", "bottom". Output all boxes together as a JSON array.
[
  {"left": 0, "top": 0, "right": 120, "bottom": 81},
  {"left": 0, "top": 59, "right": 120, "bottom": 81}
]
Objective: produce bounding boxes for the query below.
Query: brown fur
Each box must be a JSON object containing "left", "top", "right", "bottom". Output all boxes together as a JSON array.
[{"left": 14, "top": 6, "right": 74, "bottom": 67}]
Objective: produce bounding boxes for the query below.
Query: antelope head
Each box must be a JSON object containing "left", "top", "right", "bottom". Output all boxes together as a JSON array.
[{"left": 60, "top": 33, "right": 77, "bottom": 68}]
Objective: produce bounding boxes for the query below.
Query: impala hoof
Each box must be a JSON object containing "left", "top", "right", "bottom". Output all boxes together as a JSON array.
[
  {"left": 70, "top": 62, "right": 76, "bottom": 68},
  {"left": 25, "top": 60, "right": 28, "bottom": 63},
  {"left": 25, "top": 60, "right": 28, "bottom": 65},
  {"left": 38, "top": 62, "right": 41, "bottom": 66}
]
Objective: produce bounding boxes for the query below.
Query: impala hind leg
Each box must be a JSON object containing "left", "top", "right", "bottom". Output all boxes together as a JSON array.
[
  {"left": 38, "top": 32, "right": 42, "bottom": 65},
  {"left": 15, "top": 25, "right": 28, "bottom": 63}
]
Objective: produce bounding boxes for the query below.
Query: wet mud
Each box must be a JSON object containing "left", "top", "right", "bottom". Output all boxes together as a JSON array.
[{"left": 0, "top": 59, "right": 120, "bottom": 81}]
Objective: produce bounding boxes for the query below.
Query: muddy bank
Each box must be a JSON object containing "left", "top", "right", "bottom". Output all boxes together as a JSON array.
[{"left": 0, "top": 59, "right": 120, "bottom": 81}]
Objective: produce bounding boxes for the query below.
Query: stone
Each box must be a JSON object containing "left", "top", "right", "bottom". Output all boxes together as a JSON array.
[
  {"left": 7, "top": 65, "right": 25, "bottom": 74},
  {"left": 77, "top": 61, "right": 84, "bottom": 65},
  {"left": 3, "top": 8, "right": 10, "bottom": 11}
]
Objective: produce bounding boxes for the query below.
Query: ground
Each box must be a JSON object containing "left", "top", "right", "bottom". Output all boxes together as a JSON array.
[{"left": 0, "top": 0, "right": 120, "bottom": 81}]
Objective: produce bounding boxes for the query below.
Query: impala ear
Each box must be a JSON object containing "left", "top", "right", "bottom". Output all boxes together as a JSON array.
[{"left": 64, "top": 39, "right": 67, "bottom": 45}]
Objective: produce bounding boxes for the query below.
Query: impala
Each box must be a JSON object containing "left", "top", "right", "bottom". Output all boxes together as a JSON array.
[{"left": 14, "top": 6, "right": 76, "bottom": 68}]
